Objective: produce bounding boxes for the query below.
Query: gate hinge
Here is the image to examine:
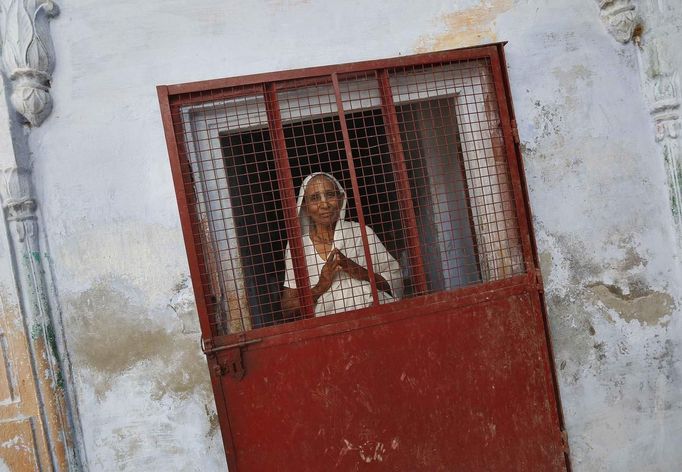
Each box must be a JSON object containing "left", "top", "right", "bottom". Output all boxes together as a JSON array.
[
  {"left": 535, "top": 267, "right": 544, "bottom": 293},
  {"left": 202, "top": 338, "right": 261, "bottom": 381},
  {"left": 560, "top": 429, "right": 570, "bottom": 454},
  {"left": 511, "top": 119, "right": 520, "bottom": 144}
]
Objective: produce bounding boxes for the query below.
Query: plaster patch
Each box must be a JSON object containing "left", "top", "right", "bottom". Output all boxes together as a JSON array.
[
  {"left": 588, "top": 284, "right": 674, "bottom": 326},
  {"left": 65, "top": 279, "right": 209, "bottom": 400},
  {"left": 168, "top": 275, "right": 200, "bottom": 334},
  {"left": 415, "top": 0, "right": 513, "bottom": 52},
  {"left": 538, "top": 250, "right": 553, "bottom": 283},
  {"left": 531, "top": 100, "right": 566, "bottom": 147},
  {"left": 544, "top": 293, "right": 597, "bottom": 383},
  {"left": 551, "top": 64, "right": 594, "bottom": 108},
  {"left": 620, "top": 246, "right": 647, "bottom": 271},
  {"left": 205, "top": 403, "right": 220, "bottom": 438},
  {"left": 53, "top": 222, "right": 187, "bottom": 306}
]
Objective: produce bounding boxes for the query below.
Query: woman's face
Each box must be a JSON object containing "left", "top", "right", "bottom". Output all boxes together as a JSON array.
[{"left": 304, "top": 176, "right": 342, "bottom": 228}]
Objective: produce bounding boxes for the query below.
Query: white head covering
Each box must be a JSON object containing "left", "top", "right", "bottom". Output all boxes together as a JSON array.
[
  {"left": 284, "top": 172, "right": 404, "bottom": 306},
  {"left": 296, "top": 172, "right": 347, "bottom": 239}
]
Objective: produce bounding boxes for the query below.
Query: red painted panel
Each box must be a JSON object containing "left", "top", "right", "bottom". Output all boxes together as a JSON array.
[{"left": 220, "top": 288, "right": 566, "bottom": 471}]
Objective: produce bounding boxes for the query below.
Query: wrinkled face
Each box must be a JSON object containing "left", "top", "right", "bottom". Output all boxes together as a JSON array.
[{"left": 303, "top": 176, "right": 342, "bottom": 228}]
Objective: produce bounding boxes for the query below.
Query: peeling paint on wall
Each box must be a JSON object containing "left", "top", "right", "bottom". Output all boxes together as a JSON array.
[
  {"left": 61, "top": 276, "right": 226, "bottom": 470},
  {"left": 588, "top": 283, "right": 674, "bottom": 326},
  {"left": 66, "top": 278, "right": 207, "bottom": 401},
  {"left": 415, "top": 0, "right": 513, "bottom": 52},
  {"left": 14, "top": 0, "right": 682, "bottom": 470}
]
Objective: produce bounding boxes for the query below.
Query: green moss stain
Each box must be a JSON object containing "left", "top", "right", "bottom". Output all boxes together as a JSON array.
[
  {"left": 30, "top": 322, "right": 66, "bottom": 390},
  {"left": 45, "top": 322, "right": 60, "bottom": 363},
  {"left": 30, "top": 322, "right": 43, "bottom": 340},
  {"left": 23, "top": 245, "right": 65, "bottom": 391},
  {"left": 674, "top": 149, "right": 682, "bottom": 218},
  {"left": 664, "top": 142, "right": 681, "bottom": 218},
  {"left": 55, "top": 369, "right": 65, "bottom": 390}
]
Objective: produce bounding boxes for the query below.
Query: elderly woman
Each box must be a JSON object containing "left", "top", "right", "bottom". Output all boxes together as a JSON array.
[{"left": 281, "top": 172, "right": 403, "bottom": 318}]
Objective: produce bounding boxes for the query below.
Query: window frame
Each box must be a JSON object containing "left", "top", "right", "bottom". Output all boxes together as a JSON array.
[{"left": 157, "top": 43, "right": 537, "bottom": 349}]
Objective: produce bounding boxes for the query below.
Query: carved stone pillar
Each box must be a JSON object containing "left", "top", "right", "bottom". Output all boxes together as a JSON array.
[
  {"left": 1, "top": 0, "right": 59, "bottom": 126},
  {"left": 0, "top": 1, "right": 82, "bottom": 470},
  {"left": 0, "top": 164, "right": 76, "bottom": 470},
  {"left": 597, "top": 0, "right": 682, "bottom": 244},
  {"left": 646, "top": 43, "right": 682, "bottom": 230}
]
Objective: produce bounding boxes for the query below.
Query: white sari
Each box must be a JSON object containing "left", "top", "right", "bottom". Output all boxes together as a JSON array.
[{"left": 283, "top": 172, "right": 403, "bottom": 316}]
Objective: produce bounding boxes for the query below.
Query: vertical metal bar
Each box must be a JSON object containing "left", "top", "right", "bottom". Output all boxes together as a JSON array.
[
  {"left": 157, "top": 86, "right": 215, "bottom": 339},
  {"left": 263, "top": 83, "right": 315, "bottom": 319},
  {"left": 488, "top": 53, "right": 536, "bottom": 274},
  {"left": 331, "top": 73, "right": 380, "bottom": 305},
  {"left": 495, "top": 44, "right": 572, "bottom": 471},
  {"left": 452, "top": 105, "right": 485, "bottom": 282},
  {"left": 206, "top": 356, "right": 240, "bottom": 471},
  {"left": 495, "top": 45, "right": 545, "bottom": 277},
  {"left": 377, "top": 69, "right": 429, "bottom": 294},
  {"left": 160, "top": 87, "right": 241, "bottom": 470}
]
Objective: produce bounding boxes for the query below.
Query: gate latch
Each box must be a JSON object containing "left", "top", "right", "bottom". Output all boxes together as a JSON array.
[{"left": 202, "top": 338, "right": 261, "bottom": 380}]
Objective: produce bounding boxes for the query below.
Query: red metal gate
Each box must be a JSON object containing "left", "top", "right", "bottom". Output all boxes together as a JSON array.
[{"left": 158, "top": 44, "right": 570, "bottom": 471}]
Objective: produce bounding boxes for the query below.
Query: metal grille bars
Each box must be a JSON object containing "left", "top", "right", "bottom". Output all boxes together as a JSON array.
[{"left": 159, "top": 45, "right": 529, "bottom": 337}]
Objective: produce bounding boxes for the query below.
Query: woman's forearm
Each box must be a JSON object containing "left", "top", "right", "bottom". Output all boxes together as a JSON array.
[
  {"left": 311, "top": 283, "right": 328, "bottom": 303},
  {"left": 340, "top": 256, "right": 392, "bottom": 295},
  {"left": 280, "top": 287, "right": 301, "bottom": 317},
  {"left": 282, "top": 282, "right": 331, "bottom": 317}
]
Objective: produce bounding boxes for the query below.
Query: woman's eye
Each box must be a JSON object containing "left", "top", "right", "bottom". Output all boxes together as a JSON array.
[{"left": 325, "top": 191, "right": 336, "bottom": 199}]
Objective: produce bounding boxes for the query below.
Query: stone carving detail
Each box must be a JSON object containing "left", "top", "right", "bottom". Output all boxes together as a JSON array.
[
  {"left": 651, "top": 74, "right": 680, "bottom": 142},
  {"left": 597, "top": 0, "right": 638, "bottom": 43},
  {"left": 0, "top": 166, "right": 36, "bottom": 242},
  {"left": 596, "top": 0, "right": 682, "bottom": 238},
  {"left": 641, "top": 36, "right": 682, "bottom": 229},
  {"left": 648, "top": 46, "right": 681, "bottom": 142},
  {"left": 0, "top": 1, "right": 59, "bottom": 127},
  {"left": 0, "top": 163, "right": 79, "bottom": 468}
]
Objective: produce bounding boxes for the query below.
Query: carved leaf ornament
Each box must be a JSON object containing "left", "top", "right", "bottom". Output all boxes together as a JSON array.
[
  {"left": 598, "top": 0, "right": 637, "bottom": 44},
  {"left": 0, "top": 0, "right": 59, "bottom": 127}
]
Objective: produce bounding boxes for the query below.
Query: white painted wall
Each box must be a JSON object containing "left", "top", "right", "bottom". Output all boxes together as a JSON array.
[{"left": 17, "top": 0, "right": 682, "bottom": 470}]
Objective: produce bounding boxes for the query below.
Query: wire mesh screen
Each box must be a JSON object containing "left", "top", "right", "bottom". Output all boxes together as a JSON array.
[{"left": 170, "top": 58, "right": 525, "bottom": 336}]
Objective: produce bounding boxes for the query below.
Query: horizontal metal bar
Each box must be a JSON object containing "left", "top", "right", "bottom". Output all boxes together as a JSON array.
[
  {"left": 210, "top": 274, "right": 533, "bottom": 347},
  {"left": 164, "top": 44, "right": 501, "bottom": 95},
  {"left": 202, "top": 337, "right": 262, "bottom": 355}
]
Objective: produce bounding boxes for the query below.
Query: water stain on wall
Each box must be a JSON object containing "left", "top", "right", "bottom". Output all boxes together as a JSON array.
[
  {"left": 65, "top": 279, "right": 210, "bottom": 401},
  {"left": 588, "top": 283, "right": 674, "bottom": 326},
  {"left": 415, "top": 0, "right": 513, "bottom": 52},
  {"left": 534, "top": 230, "right": 675, "bottom": 387}
]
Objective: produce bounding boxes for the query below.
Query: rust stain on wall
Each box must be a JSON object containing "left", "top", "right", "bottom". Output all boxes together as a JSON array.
[{"left": 415, "top": 0, "right": 513, "bottom": 52}]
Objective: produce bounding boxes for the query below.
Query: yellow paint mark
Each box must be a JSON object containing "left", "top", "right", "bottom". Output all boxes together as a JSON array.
[{"left": 415, "top": 0, "right": 514, "bottom": 52}]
